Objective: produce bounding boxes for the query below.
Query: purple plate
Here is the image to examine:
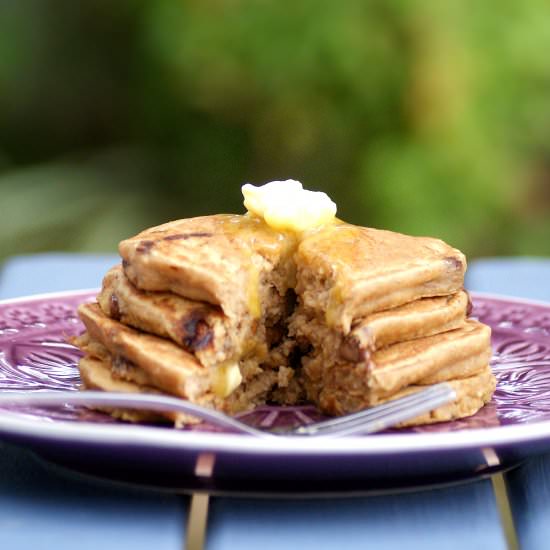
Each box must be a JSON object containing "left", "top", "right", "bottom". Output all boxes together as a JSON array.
[{"left": 1, "top": 290, "right": 550, "bottom": 494}]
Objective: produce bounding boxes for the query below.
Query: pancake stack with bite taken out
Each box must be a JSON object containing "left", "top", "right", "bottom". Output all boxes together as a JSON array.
[
  {"left": 72, "top": 184, "right": 495, "bottom": 427},
  {"left": 290, "top": 222, "right": 495, "bottom": 425},
  {"left": 73, "top": 214, "right": 301, "bottom": 425}
]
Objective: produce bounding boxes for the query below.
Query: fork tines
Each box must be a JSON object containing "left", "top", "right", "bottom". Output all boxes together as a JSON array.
[{"left": 294, "top": 383, "right": 457, "bottom": 437}]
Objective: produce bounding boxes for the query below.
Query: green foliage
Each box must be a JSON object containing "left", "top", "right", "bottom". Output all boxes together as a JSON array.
[{"left": 1, "top": 0, "right": 550, "bottom": 262}]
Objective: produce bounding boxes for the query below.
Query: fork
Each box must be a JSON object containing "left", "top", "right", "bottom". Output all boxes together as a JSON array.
[{"left": 0, "top": 383, "right": 456, "bottom": 438}]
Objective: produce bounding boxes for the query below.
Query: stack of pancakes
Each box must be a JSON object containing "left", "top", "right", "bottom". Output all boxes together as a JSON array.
[
  {"left": 292, "top": 224, "right": 494, "bottom": 425},
  {"left": 73, "top": 215, "right": 495, "bottom": 426}
]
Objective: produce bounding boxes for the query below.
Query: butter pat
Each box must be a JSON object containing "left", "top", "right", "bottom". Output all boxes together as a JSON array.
[
  {"left": 211, "top": 362, "right": 243, "bottom": 398},
  {"left": 242, "top": 180, "right": 337, "bottom": 232}
]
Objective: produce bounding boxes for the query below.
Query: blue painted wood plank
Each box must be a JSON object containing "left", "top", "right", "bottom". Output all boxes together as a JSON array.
[
  {"left": 506, "top": 455, "right": 550, "bottom": 549},
  {"left": 207, "top": 480, "right": 507, "bottom": 550},
  {"left": 0, "top": 253, "right": 119, "bottom": 299},
  {"left": 0, "top": 442, "right": 186, "bottom": 549}
]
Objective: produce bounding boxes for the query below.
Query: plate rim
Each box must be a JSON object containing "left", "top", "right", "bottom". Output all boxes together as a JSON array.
[{"left": 1, "top": 288, "right": 550, "bottom": 457}]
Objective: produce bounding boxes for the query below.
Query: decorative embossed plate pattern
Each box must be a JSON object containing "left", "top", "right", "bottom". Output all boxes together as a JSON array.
[{"left": 2, "top": 290, "right": 550, "bottom": 493}]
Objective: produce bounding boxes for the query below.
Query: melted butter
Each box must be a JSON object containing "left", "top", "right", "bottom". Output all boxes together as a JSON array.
[
  {"left": 247, "top": 260, "right": 261, "bottom": 319},
  {"left": 212, "top": 213, "right": 357, "bottom": 324},
  {"left": 300, "top": 222, "right": 364, "bottom": 328},
  {"left": 326, "top": 284, "right": 344, "bottom": 327},
  {"left": 211, "top": 362, "right": 243, "bottom": 398},
  {"left": 210, "top": 215, "right": 275, "bottom": 320},
  {"left": 242, "top": 180, "right": 336, "bottom": 233},
  {"left": 213, "top": 214, "right": 299, "bottom": 320},
  {"left": 214, "top": 214, "right": 297, "bottom": 254},
  {"left": 303, "top": 222, "right": 365, "bottom": 268}
]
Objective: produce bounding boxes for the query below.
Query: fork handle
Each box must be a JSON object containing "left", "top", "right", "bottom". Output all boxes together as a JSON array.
[{"left": 0, "top": 391, "right": 270, "bottom": 437}]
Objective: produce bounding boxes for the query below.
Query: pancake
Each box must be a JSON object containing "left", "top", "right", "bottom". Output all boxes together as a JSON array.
[
  {"left": 361, "top": 320, "right": 490, "bottom": 396},
  {"left": 296, "top": 223, "right": 466, "bottom": 332},
  {"left": 78, "top": 335, "right": 294, "bottom": 417},
  {"left": 304, "top": 319, "right": 492, "bottom": 415},
  {"left": 97, "top": 265, "right": 262, "bottom": 368},
  {"left": 344, "top": 291, "right": 470, "bottom": 354},
  {"left": 119, "top": 214, "right": 298, "bottom": 322},
  {"left": 393, "top": 365, "right": 496, "bottom": 427},
  {"left": 78, "top": 302, "right": 211, "bottom": 403},
  {"left": 79, "top": 355, "right": 494, "bottom": 428},
  {"left": 75, "top": 331, "right": 166, "bottom": 389},
  {"left": 79, "top": 348, "right": 494, "bottom": 429},
  {"left": 76, "top": 302, "right": 296, "bottom": 415},
  {"left": 78, "top": 356, "right": 190, "bottom": 425},
  {"left": 290, "top": 291, "right": 470, "bottom": 363}
]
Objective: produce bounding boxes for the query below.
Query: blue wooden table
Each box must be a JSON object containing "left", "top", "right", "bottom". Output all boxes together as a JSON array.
[{"left": 1, "top": 253, "right": 550, "bottom": 549}]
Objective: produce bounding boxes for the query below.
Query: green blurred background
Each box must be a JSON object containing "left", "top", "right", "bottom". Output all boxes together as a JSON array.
[{"left": 1, "top": 0, "right": 549, "bottom": 262}]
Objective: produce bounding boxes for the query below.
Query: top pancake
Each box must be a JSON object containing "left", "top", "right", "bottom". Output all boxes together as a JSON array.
[
  {"left": 296, "top": 223, "right": 466, "bottom": 332},
  {"left": 119, "top": 214, "right": 297, "bottom": 320}
]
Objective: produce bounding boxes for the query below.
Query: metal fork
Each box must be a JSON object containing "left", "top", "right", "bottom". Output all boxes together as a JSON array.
[{"left": 0, "top": 383, "right": 455, "bottom": 438}]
